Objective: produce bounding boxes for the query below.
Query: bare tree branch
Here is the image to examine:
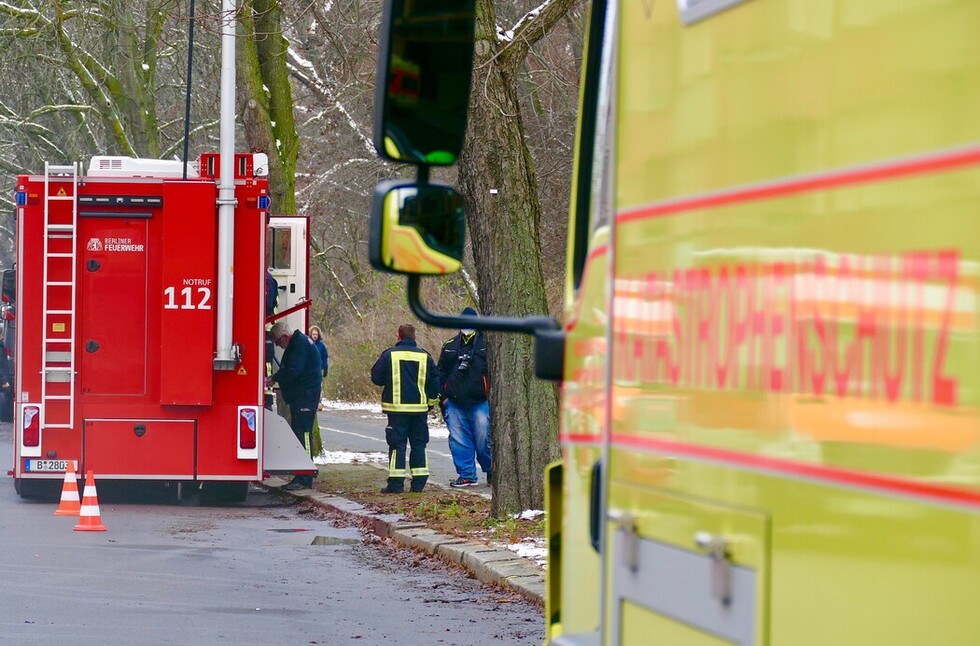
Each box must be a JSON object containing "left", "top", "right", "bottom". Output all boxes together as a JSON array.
[
  {"left": 499, "top": 0, "right": 580, "bottom": 71},
  {"left": 286, "top": 47, "right": 374, "bottom": 154}
]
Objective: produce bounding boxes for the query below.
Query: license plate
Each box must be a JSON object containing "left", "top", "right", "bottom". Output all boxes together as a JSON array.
[{"left": 24, "top": 459, "right": 71, "bottom": 472}]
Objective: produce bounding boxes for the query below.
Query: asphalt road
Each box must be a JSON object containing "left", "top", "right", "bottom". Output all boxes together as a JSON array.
[{"left": 0, "top": 422, "right": 539, "bottom": 645}]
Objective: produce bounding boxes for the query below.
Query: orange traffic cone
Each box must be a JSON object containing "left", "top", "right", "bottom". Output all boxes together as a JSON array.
[
  {"left": 54, "top": 460, "right": 81, "bottom": 516},
  {"left": 73, "top": 471, "right": 107, "bottom": 532}
]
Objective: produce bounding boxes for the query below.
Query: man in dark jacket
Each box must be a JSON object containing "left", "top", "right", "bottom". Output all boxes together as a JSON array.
[
  {"left": 437, "top": 307, "right": 491, "bottom": 488},
  {"left": 371, "top": 323, "right": 440, "bottom": 493},
  {"left": 269, "top": 321, "right": 322, "bottom": 490}
]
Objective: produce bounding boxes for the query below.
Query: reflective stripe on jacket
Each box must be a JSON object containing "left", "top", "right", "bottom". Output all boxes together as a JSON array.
[{"left": 371, "top": 338, "right": 440, "bottom": 413}]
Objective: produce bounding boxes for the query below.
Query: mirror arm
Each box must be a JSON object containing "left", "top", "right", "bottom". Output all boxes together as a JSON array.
[{"left": 406, "top": 275, "right": 560, "bottom": 335}]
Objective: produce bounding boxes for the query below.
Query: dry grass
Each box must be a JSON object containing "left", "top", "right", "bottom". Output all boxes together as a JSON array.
[{"left": 312, "top": 463, "right": 544, "bottom": 545}]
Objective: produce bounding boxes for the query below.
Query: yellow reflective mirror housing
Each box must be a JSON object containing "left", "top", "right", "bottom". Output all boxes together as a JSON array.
[{"left": 369, "top": 181, "right": 465, "bottom": 276}]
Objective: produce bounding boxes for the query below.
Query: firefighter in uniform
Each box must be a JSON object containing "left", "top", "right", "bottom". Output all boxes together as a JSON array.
[{"left": 371, "top": 323, "right": 440, "bottom": 493}]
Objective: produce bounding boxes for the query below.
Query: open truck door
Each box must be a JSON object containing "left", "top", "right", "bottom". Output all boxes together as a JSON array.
[
  {"left": 267, "top": 216, "right": 310, "bottom": 335},
  {"left": 262, "top": 214, "right": 317, "bottom": 476}
]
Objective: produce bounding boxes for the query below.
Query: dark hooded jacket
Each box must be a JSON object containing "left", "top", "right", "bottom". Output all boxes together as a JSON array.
[
  {"left": 437, "top": 331, "right": 488, "bottom": 405},
  {"left": 271, "top": 330, "right": 322, "bottom": 409}
]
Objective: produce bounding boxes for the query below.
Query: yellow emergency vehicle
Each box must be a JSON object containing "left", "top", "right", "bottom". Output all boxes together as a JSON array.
[{"left": 368, "top": 0, "right": 980, "bottom": 643}]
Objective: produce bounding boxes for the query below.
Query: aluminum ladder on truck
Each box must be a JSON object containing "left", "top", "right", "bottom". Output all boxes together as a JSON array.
[{"left": 41, "top": 162, "right": 79, "bottom": 429}]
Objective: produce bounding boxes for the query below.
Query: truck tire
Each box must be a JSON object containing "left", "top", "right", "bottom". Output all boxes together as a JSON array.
[{"left": 16, "top": 478, "right": 59, "bottom": 500}]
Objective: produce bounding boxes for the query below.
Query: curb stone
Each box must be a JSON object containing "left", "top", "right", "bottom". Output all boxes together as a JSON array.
[
  {"left": 391, "top": 526, "right": 469, "bottom": 554},
  {"left": 262, "top": 477, "right": 545, "bottom": 604}
]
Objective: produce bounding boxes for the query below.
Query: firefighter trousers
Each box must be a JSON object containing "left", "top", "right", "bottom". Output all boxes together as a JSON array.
[{"left": 385, "top": 413, "right": 429, "bottom": 492}]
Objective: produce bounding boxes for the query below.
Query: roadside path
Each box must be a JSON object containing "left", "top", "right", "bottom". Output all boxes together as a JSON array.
[{"left": 270, "top": 404, "right": 545, "bottom": 604}]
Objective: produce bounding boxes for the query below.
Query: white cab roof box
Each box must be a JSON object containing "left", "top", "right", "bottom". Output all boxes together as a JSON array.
[
  {"left": 253, "top": 153, "right": 269, "bottom": 176},
  {"left": 87, "top": 156, "right": 200, "bottom": 179}
]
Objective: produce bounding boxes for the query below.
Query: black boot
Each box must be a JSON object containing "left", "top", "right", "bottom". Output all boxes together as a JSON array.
[{"left": 380, "top": 477, "right": 404, "bottom": 494}]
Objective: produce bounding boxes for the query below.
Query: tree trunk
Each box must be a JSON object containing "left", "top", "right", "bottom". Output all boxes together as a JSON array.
[
  {"left": 237, "top": 0, "right": 299, "bottom": 214},
  {"left": 236, "top": 2, "right": 313, "bottom": 447},
  {"left": 457, "top": 0, "right": 564, "bottom": 516}
]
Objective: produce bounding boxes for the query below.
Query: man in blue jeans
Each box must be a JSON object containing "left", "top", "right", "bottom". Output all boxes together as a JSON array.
[{"left": 438, "top": 307, "right": 492, "bottom": 487}]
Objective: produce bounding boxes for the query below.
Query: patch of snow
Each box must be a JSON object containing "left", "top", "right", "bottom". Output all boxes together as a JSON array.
[
  {"left": 496, "top": 25, "right": 514, "bottom": 41},
  {"left": 322, "top": 399, "right": 382, "bottom": 413},
  {"left": 515, "top": 509, "right": 545, "bottom": 521},
  {"left": 428, "top": 420, "right": 448, "bottom": 439},
  {"left": 314, "top": 450, "right": 388, "bottom": 465},
  {"left": 290, "top": 47, "right": 313, "bottom": 69},
  {"left": 504, "top": 538, "right": 547, "bottom": 568},
  {"left": 498, "top": 0, "right": 551, "bottom": 42}
]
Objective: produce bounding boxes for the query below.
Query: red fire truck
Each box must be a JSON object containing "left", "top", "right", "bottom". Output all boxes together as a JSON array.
[{"left": 10, "top": 153, "right": 315, "bottom": 501}]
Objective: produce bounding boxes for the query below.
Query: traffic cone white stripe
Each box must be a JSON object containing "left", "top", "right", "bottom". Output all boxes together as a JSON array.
[
  {"left": 73, "top": 471, "right": 107, "bottom": 532},
  {"left": 54, "top": 460, "right": 82, "bottom": 516}
]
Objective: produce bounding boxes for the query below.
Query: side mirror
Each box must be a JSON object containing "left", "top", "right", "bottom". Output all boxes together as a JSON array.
[
  {"left": 369, "top": 181, "right": 465, "bottom": 275},
  {"left": 373, "top": 0, "right": 476, "bottom": 166}
]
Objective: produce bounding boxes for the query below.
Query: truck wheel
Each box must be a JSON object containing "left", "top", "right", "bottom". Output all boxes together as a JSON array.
[{"left": 16, "top": 478, "right": 59, "bottom": 500}]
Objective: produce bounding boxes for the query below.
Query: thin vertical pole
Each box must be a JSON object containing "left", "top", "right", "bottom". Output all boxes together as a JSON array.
[{"left": 182, "top": 0, "right": 196, "bottom": 181}]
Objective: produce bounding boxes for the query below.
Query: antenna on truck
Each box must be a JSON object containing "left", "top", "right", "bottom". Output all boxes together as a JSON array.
[{"left": 181, "top": 0, "right": 197, "bottom": 181}]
